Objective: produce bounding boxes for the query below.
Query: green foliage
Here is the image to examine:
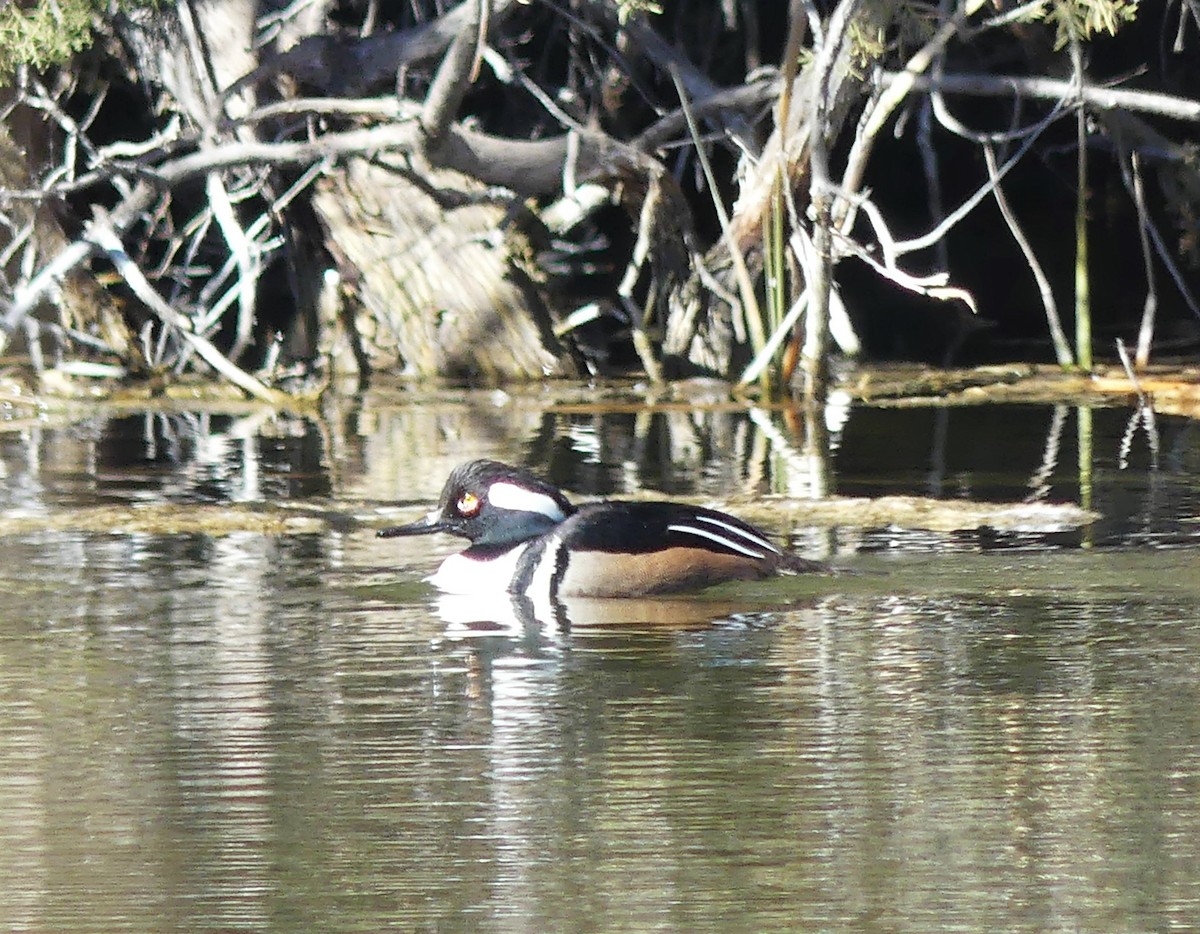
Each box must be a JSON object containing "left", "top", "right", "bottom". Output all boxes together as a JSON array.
[
  {"left": 615, "top": 0, "right": 663, "bottom": 26},
  {"left": 0, "top": 0, "right": 94, "bottom": 74},
  {"left": 846, "top": 18, "right": 888, "bottom": 78},
  {"left": 1024, "top": 0, "right": 1139, "bottom": 49},
  {"left": 0, "top": 0, "right": 155, "bottom": 76}
]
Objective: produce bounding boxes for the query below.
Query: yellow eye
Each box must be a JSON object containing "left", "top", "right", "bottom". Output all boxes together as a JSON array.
[{"left": 456, "top": 492, "right": 481, "bottom": 516}]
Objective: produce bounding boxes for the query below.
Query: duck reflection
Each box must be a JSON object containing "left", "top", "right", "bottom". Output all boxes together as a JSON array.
[{"left": 432, "top": 590, "right": 817, "bottom": 638}]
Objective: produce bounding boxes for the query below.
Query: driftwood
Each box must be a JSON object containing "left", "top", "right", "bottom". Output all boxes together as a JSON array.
[
  {"left": 845, "top": 361, "right": 1200, "bottom": 419},
  {"left": 312, "top": 156, "right": 573, "bottom": 380},
  {"left": 0, "top": 492, "right": 1096, "bottom": 539}
]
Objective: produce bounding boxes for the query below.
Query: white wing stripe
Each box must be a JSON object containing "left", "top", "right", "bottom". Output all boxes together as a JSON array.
[
  {"left": 692, "top": 514, "right": 781, "bottom": 554},
  {"left": 667, "top": 523, "right": 769, "bottom": 559}
]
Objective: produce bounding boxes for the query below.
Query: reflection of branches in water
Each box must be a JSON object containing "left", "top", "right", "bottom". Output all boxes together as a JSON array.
[
  {"left": 748, "top": 405, "right": 832, "bottom": 500},
  {"left": 536, "top": 400, "right": 844, "bottom": 501},
  {"left": 1027, "top": 404, "right": 1069, "bottom": 503},
  {"left": 1115, "top": 339, "right": 1160, "bottom": 472}
]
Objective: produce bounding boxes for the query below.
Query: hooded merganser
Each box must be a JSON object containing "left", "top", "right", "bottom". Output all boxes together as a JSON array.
[{"left": 379, "top": 459, "right": 829, "bottom": 599}]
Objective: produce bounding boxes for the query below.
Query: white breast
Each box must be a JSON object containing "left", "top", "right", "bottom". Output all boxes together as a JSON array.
[{"left": 426, "top": 544, "right": 530, "bottom": 594}]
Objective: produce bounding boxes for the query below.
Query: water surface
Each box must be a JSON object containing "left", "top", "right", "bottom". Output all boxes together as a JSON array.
[{"left": 0, "top": 393, "right": 1197, "bottom": 931}]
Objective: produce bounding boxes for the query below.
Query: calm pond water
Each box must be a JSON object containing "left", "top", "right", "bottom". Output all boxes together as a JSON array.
[{"left": 1, "top": 387, "right": 1198, "bottom": 932}]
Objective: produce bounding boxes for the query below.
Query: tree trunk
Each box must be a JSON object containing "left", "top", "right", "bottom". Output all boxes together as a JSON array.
[{"left": 311, "top": 156, "right": 576, "bottom": 381}]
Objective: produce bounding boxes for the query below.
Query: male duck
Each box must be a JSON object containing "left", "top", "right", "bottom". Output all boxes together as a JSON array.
[{"left": 379, "top": 459, "right": 829, "bottom": 599}]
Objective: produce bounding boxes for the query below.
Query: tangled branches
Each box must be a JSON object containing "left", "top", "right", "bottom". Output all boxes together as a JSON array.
[{"left": 0, "top": 0, "right": 1197, "bottom": 401}]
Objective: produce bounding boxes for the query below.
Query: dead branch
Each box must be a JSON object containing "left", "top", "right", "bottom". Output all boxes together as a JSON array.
[
  {"left": 226, "top": 0, "right": 522, "bottom": 101},
  {"left": 85, "top": 208, "right": 287, "bottom": 405},
  {"left": 887, "top": 71, "right": 1200, "bottom": 123},
  {"left": 983, "top": 142, "right": 1072, "bottom": 367},
  {"left": 420, "top": 0, "right": 484, "bottom": 149},
  {"left": 3, "top": 0, "right": 1198, "bottom": 396}
]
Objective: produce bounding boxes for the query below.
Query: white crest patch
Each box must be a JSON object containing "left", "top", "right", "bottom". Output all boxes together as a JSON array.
[{"left": 488, "top": 481, "right": 567, "bottom": 521}]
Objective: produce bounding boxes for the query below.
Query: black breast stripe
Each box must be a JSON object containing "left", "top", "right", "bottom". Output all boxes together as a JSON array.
[
  {"left": 548, "top": 535, "right": 570, "bottom": 600},
  {"left": 510, "top": 535, "right": 547, "bottom": 594},
  {"left": 510, "top": 531, "right": 569, "bottom": 598}
]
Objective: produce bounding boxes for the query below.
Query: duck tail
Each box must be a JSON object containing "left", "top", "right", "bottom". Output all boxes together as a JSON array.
[{"left": 780, "top": 553, "right": 836, "bottom": 575}]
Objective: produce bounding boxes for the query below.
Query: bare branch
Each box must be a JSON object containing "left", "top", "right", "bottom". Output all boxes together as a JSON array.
[
  {"left": 886, "top": 71, "right": 1200, "bottom": 124},
  {"left": 983, "top": 142, "right": 1072, "bottom": 367},
  {"left": 800, "top": 0, "right": 863, "bottom": 402},
  {"left": 670, "top": 63, "right": 764, "bottom": 363},
  {"left": 844, "top": 0, "right": 989, "bottom": 209},
  {"left": 84, "top": 209, "right": 288, "bottom": 406},
  {"left": 1129, "top": 152, "right": 1158, "bottom": 368},
  {"left": 897, "top": 102, "right": 1066, "bottom": 256},
  {"left": 421, "top": 0, "right": 484, "bottom": 148},
  {"left": 225, "top": 0, "right": 522, "bottom": 101}
]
